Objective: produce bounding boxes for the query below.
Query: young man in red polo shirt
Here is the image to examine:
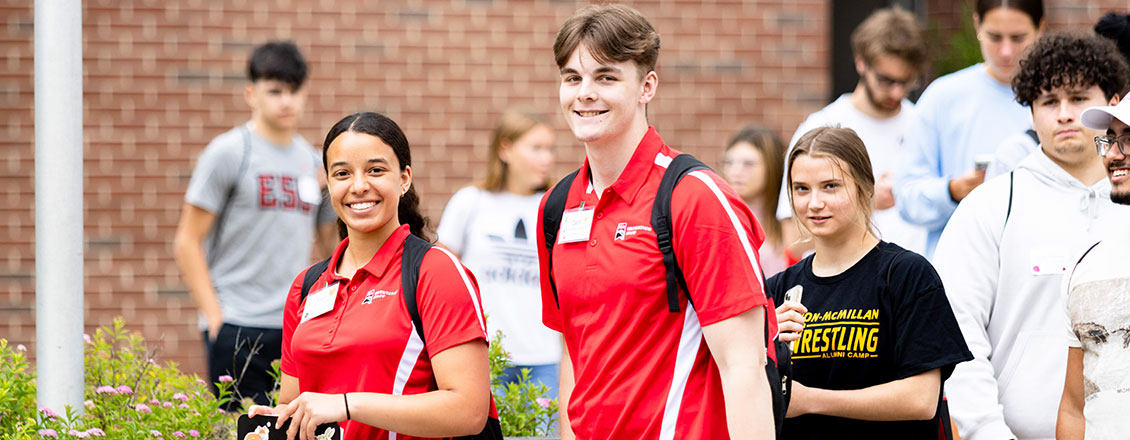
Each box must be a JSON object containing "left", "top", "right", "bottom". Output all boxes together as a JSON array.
[{"left": 537, "top": 5, "right": 775, "bottom": 439}]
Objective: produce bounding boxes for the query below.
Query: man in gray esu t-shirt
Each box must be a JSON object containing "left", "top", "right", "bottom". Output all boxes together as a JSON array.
[{"left": 173, "top": 41, "right": 336, "bottom": 407}]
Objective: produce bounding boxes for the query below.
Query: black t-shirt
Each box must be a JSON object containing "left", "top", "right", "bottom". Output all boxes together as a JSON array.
[{"left": 768, "top": 241, "right": 972, "bottom": 439}]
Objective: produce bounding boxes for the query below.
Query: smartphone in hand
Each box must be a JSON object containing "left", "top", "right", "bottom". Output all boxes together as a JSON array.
[{"left": 238, "top": 414, "right": 342, "bottom": 440}]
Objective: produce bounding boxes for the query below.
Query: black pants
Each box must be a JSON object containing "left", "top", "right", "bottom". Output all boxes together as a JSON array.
[{"left": 203, "top": 323, "right": 283, "bottom": 409}]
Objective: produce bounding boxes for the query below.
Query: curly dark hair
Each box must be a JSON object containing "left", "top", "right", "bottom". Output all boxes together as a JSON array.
[{"left": 1012, "top": 32, "right": 1130, "bottom": 108}]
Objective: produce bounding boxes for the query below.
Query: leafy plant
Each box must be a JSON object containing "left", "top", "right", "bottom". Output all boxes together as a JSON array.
[
  {"left": 0, "top": 318, "right": 237, "bottom": 439},
  {"left": 489, "top": 331, "right": 558, "bottom": 437},
  {"left": 929, "top": 2, "right": 984, "bottom": 78}
]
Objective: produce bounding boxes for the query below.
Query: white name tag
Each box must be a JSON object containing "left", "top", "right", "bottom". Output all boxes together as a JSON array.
[
  {"left": 301, "top": 282, "right": 339, "bottom": 324},
  {"left": 558, "top": 206, "right": 595, "bottom": 244},
  {"left": 298, "top": 176, "right": 323, "bottom": 205},
  {"left": 1029, "top": 250, "right": 1068, "bottom": 276}
]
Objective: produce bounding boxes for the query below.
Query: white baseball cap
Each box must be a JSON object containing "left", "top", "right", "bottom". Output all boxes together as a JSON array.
[{"left": 1081, "top": 97, "right": 1130, "bottom": 130}]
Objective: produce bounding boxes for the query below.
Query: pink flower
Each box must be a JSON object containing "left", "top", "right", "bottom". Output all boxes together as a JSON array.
[
  {"left": 84, "top": 428, "right": 106, "bottom": 437},
  {"left": 149, "top": 399, "right": 160, "bottom": 405},
  {"left": 83, "top": 334, "right": 91, "bottom": 344},
  {"left": 195, "top": 378, "right": 206, "bottom": 385},
  {"left": 84, "top": 400, "right": 95, "bottom": 410},
  {"left": 217, "top": 375, "right": 234, "bottom": 383},
  {"left": 150, "top": 431, "right": 162, "bottom": 437},
  {"left": 172, "top": 432, "right": 186, "bottom": 438},
  {"left": 135, "top": 403, "right": 152, "bottom": 414},
  {"left": 37, "top": 429, "right": 57, "bottom": 438},
  {"left": 172, "top": 392, "right": 189, "bottom": 402},
  {"left": 187, "top": 430, "right": 200, "bottom": 437},
  {"left": 217, "top": 408, "right": 226, "bottom": 414},
  {"left": 179, "top": 403, "right": 190, "bottom": 409},
  {"left": 68, "top": 430, "right": 89, "bottom": 438},
  {"left": 162, "top": 401, "right": 173, "bottom": 408},
  {"left": 115, "top": 385, "right": 133, "bottom": 395},
  {"left": 17, "top": 344, "right": 26, "bottom": 351},
  {"left": 94, "top": 386, "right": 117, "bottom": 395},
  {"left": 536, "top": 398, "right": 551, "bottom": 409},
  {"left": 39, "top": 407, "right": 61, "bottom": 418}
]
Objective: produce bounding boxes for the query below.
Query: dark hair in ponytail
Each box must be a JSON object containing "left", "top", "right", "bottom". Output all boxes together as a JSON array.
[{"left": 323, "top": 112, "right": 432, "bottom": 241}]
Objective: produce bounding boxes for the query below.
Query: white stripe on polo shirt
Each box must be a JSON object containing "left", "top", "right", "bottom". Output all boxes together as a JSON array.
[
  {"left": 389, "top": 327, "right": 424, "bottom": 440},
  {"left": 687, "top": 170, "right": 767, "bottom": 292},
  {"left": 659, "top": 305, "right": 703, "bottom": 440}
]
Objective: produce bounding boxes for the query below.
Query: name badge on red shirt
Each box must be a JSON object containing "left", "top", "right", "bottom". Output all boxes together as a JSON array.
[
  {"left": 301, "top": 282, "right": 339, "bottom": 324},
  {"left": 558, "top": 205, "right": 594, "bottom": 244}
]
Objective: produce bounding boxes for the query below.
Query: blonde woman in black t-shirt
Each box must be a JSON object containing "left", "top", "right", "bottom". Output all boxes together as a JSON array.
[{"left": 769, "top": 126, "right": 972, "bottom": 439}]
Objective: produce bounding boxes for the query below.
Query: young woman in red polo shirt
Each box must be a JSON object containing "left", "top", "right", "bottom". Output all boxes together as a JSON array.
[
  {"left": 770, "top": 126, "right": 971, "bottom": 439},
  {"left": 250, "top": 112, "right": 493, "bottom": 440}
]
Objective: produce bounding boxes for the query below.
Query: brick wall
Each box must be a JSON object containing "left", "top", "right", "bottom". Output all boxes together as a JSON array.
[{"left": 0, "top": 0, "right": 1125, "bottom": 378}]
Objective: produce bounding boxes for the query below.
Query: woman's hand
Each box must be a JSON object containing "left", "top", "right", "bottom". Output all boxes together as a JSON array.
[
  {"left": 274, "top": 392, "right": 348, "bottom": 440},
  {"left": 775, "top": 300, "right": 808, "bottom": 343},
  {"left": 247, "top": 404, "right": 279, "bottom": 417}
]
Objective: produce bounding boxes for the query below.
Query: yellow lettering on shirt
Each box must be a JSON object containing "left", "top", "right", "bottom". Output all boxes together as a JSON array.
[{"left": 792, "top": 308, "right": 880, "bottom": 360}]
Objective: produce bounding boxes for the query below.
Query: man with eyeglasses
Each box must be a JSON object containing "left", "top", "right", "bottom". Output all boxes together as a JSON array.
[
  {"left": 1057, "top": 95, "right": 1130, "bottom": 440},
  {"left": 775, "top": 6, "right": 929, "bottom": 257},
  {"left": 931, "top": 32, "right": 1130, "bottom": 440}
]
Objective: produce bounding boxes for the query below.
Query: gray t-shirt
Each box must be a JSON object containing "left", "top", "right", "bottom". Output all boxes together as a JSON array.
[{"left": 185, "top": 123, "right": 337, "bottom": 329}]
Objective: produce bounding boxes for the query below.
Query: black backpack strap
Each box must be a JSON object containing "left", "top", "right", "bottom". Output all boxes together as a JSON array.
[
  {"left": 650, "top": 154, "right": 711, "bottom": 312},
  {"left": 1025, "top": 128, "right": 1039, "bottom": 145},
  {"left": 1067, "top": 240, "right": 1102, "bottom": 288},
  {"left": 1005, "top": 171, "right": 1015, "bottom": 227},
  {"left": 299, "top": 257, "right": 332, "bottom": 304},
  {"left": 541, "top": 170, "right": 580, "bottom": 309},
  {"left": 207, "top": 125, "right": 254, "bottom": 266},
  {"left": 401, "top": 234, "right": 434, "bottom": 345}
]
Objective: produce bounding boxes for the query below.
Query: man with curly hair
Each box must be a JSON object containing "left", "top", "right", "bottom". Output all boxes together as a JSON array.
[{"left": 931, "top": 32, "right": 1130, "bottom": 440}]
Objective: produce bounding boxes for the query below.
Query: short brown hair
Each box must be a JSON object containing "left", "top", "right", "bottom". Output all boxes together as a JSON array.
[
  {"left": 787, "top": 127, "right": 876, "bottom": 238},
  {"left": 477, "top": 110, "right": 551, "bottom": 193},
  {"left": 554, "top": 4, "right": 661, "bottom": 78},
  {"left": 850, "top": 7, "right": 928, "bottom": 72}
]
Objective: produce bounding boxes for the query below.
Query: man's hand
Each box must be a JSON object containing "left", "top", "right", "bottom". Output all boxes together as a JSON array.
[{"left": 948, "top": 169, "right": 986, "bottom": 203}]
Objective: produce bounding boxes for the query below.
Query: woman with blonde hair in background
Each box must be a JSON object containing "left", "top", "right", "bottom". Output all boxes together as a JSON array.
[
  {"left": 437, "top": 110, "right": 561, "bottom": 398},
  {"left": 721, "top": 125, "right": 791, "bottom": 276}
]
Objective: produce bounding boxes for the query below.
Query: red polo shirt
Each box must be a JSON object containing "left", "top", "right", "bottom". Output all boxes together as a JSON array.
[
  {"left": 281, "top": 225, "right": 491, "bottom": 440},
  {"left": 537, "top": 127, "right": 774, "bottom": 440}
]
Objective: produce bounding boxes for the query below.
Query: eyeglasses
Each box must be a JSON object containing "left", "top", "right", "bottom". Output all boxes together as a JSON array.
[
  {"left": 1095, "top": 133, "right": 1130, "bottom": 157},
  {"left": 866, "top": 68, "right": 919, "bottom": 92}
]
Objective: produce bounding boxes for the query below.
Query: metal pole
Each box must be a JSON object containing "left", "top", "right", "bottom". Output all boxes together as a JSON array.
[{"left": 35, "top": 0, "right": 85, "bottom": 413}]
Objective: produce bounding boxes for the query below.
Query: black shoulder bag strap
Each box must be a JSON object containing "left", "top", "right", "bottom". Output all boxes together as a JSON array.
[
  {"left": 207, "top": 125, "right": 254, "bottom": 266},
  {"left": 299, "top": 257, "right": 332, "bottom": 305},
  {"left": 1025, "top": 128, "right": 1039, "bottom": 145},
  {"left": 650, "top": 154, "right": 711, "bottom": 312},
  {"left": 400, "top": 234, "right": 433, "bottom": 345},
  {"left": 542, "top": 170, "right": 580, "bottom": 309},
  {"left": 399, "top": 234, "right": 504, "bottom": 440}
]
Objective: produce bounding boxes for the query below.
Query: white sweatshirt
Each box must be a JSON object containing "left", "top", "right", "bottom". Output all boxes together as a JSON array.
[{"left": 933, "top": 149, "right": 1130, "bottom": 440}]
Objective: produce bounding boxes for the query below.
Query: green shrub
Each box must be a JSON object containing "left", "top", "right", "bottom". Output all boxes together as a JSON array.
[{"left": 489, "top": 331, "right": 558, "bottom": 437}]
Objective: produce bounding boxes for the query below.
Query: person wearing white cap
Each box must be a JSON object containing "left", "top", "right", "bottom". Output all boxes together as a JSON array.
[
  {"left": 1057, "top": 94, "right": 1130, "bottom": 440},
  {"left": 932, "top": 32, "right": 1130, "bottom": 440}
]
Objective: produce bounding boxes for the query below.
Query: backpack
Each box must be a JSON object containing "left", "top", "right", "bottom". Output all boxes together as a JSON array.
[
  {"left": 541, "top": 154, "right": 790, "bottom": 434},
  {"left": 299, "top": 234, "right": 504, "bottom": 440}
]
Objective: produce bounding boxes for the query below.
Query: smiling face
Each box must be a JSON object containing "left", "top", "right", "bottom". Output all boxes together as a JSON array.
[
  {"left": 559, "top": 43, "right": 656, "bottom": 147},
  {"left": 326, "top": 131, "right": 412, "bottom": 242},
  {"left": 1033, "top": 84, "right": 1109, "bottom": 169},
  {"left": 975, "top": 7, "right": 1040, "bottom": 83},
  {"left": 1104, "top": 118, "right": 1130, "bottom": 205},
  {"left": 790, "top": 154, "right": 867, "bottom": 241}
]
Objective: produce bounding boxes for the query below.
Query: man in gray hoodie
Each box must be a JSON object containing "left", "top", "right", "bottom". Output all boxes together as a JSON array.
[{"left": 932, "top": 33, "right": 1130, "bottom": 440}]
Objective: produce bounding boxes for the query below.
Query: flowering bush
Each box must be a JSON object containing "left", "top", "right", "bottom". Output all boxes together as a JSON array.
[
  {"left": 0, "top": 318, "right": 235, "bottom": 439},
  {"left": 489, "top": 331, "right": 558, "bottom": 437}
]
